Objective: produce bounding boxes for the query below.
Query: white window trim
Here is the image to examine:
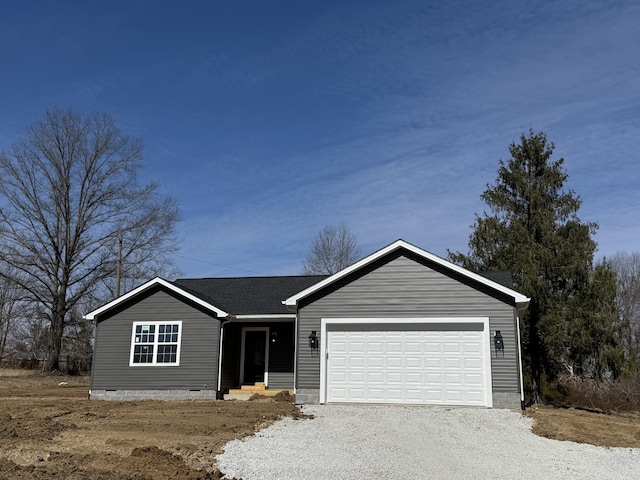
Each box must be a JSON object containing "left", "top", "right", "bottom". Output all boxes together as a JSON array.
[{"left": 129, "top": 321, "right": 183, "bottom": 367}]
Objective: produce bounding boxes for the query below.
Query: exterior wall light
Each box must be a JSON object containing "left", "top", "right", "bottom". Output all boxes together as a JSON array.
[
  {"left": 271, "top": 332, "right": 278, "bottom": 343},
  {"left": 494, "top": 330, "right": 504, "bottom": 358},
  {"left": 308, "top": 330, "right": 319, "bottom": 350}
]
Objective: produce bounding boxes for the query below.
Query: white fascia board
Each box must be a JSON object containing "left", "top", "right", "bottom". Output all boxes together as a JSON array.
[
  {"left": 83, "top": 277, "right": 229, "bottom": 320},
  {"left": 283, "top": 239, "right": 531, "bottom": 307}
]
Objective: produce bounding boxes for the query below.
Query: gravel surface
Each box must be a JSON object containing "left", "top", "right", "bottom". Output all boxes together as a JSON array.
[{"left": 217, "top": 404, "right": 640, "bottom": 479}]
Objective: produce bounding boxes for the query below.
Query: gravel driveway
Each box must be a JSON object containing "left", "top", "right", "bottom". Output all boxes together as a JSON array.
[{"left": 217, "top": 404, "right": 640, "bottom": 479}]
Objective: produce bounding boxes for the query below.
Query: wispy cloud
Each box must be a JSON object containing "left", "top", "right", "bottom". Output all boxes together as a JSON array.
[{"left": 1, "top": 0, "right": 638, "bottom": 277}]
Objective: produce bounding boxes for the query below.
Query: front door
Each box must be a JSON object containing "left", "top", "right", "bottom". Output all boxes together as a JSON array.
[{"left": 241, "top": 328, "right": 268, "bottom": 384}]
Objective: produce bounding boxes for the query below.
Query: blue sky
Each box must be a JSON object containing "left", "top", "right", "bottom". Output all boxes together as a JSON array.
[{"left": 1, "top": 0, "right": 638, "bottom": 278}]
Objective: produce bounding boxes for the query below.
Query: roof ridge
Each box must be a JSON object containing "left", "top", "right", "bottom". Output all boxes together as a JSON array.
[{"left": 175, "top": 274, "right": 328, "bottom": 281}]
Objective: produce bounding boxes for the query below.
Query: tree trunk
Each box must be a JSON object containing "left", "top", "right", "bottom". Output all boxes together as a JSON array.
[{"left": 46, "top": 301, "right": 66, "bottom": 372}]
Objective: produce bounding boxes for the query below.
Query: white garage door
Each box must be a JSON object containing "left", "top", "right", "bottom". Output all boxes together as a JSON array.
[{"left": 325, "top": 322, "right": 490, "bottom": 406}]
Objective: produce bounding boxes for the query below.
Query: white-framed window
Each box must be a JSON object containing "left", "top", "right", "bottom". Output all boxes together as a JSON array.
[{"left": 129, "top": 321, "right": 182, "bottom": 366}]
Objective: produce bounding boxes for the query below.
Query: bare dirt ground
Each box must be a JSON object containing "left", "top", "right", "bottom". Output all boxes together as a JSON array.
[
  {"left": 0, "top": 369, "right": 306, "bottom": 479},
  {"left": 1, "top": 370, "right": 639, "bottom": 479}
]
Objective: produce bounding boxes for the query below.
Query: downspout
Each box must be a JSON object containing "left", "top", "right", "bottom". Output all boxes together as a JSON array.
[
  {"left": 293, "top": 309, "right": 298, "bottom": 395},
  {"left": 283, "top": 300, "right": 299, "bottom": 397},
  {"left": 516, "top": 303, "right": 529, "bottom": 410},
  {"left": 217, "top": 316, "right": 234, "bottom": 399}
]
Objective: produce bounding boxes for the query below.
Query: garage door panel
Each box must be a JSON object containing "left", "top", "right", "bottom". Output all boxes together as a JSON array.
[
  {"left": 425, "top": 390, "right": 443, "bottom": 401},
  {"left": 331, "top": 356, "right": 348, "bottom": 368},
  {"left": 466, "top": 392, "right": 484, "bottom": 403},
  {"left": 444, "top": 358, "right": 462, "bottom": 369},
  {"left": 348, "top": 356, "right": 365, "bottom": 368},
  {"left": 368, "top": 389, "right": 384, "bottom": 401},
  {"left": 386, "top": 342, "right": 402, "bottom": 353},
  {"left": 464, "top": 357, "right": 483, "bottom": 369},
  {"left": 425, "top": 358, "right": 442, "bottom": 368},
  {"left": 444, "top": 342, "right": 462, "bottom": 353},
  {"left": 464, "top": 373, "right": 483, "bottom": 385},
  {"left": 445, "top": 390, "right": 463, "bottom": 402},
  {"left": 368, "top": 357, "right": 384, "bottom": 368},
  {"left": 386, "top": 357, "right": 402, "bottom": 368},
  {"left": 463, "top": 342, "right": 483, "bottom": 354},
  {"left": 424, "top": 342, "right": 441, "bottom": 353},
  {"left": 445, "top": 373, "right": 462, "bottom": 385},
  {"left": 331, "top": 340, "right": 347, "bottom": 352},
  {"left": 327, "top": 324, "right": 489, "bottom": 406},
  {"left": 406, "top": 389, "right": 423, "bottom": 402},
  {"left": 406, "top": 357, "right": 422, "bottom": 368}
]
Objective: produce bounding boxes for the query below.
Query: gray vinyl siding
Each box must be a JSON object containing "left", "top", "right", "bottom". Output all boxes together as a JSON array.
[
  {"left": 296, "top": 253, "right": 520, "bottom": 395},
  {"left": 91, "top": 287, "right": 220, "bottom": 391}
]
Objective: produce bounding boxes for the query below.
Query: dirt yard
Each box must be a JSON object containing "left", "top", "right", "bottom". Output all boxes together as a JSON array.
[
  {"left": 1, "top": 369, "right": 639, "bottom": 479},
  {"left": 0, "top": 370, "right": 306, "bottom": 479}
]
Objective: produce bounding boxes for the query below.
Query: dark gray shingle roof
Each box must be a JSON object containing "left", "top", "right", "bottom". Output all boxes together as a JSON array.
[
  {"left": 173, "top": 275, "right": 327, "bottom": 315},
  {"left": 172, "top": 270, "right": 514, "bottom": 316},
  {"left": 477, "top": 271, "right": 514, "bottom": 289}
]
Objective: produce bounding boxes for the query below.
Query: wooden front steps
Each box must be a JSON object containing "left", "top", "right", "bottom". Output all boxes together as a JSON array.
[{"left": 224, "top": 383, "right": 292, "bottom": 400}]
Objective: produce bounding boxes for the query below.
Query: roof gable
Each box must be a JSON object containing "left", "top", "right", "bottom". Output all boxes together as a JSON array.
[
  {"left": 283, "top": 239, "right": 530, "bottom": 307},
  {"left": 83, "top": 277, "right": 229, "bottom": 321}
]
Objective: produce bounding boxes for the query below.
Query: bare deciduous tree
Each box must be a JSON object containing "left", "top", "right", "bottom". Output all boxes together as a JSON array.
[
  {"left": 610, "top": 251, "right": 640, "bottom": 349},
  {"left": 0, "top": 108, "right": 179, "bottom": 371},
  {"left": 302, "top": 223, "right": 361, "bottom": 275},
  {"left": 0, "top": 274, "right": 26, "bottom": 362}
]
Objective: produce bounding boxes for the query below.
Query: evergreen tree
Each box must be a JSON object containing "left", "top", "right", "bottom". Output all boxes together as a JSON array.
[{"left": 448, "top": 130, "right": 623, "bottom": 401}]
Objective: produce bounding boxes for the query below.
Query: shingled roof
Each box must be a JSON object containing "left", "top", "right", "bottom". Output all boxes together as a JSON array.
[
  {"left": 174, "top": 270, "right": 515, "bottom": 316},
  {"left": 477, "top": 271, "right": 514, "bottom": 289},
  {"left": 173, "top": 275, "right": 328, "bottom": 315}
]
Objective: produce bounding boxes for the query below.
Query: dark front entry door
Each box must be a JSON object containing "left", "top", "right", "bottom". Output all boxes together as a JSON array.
[{"left": 243, "top": 330, "right": 266, "bottom": 384}]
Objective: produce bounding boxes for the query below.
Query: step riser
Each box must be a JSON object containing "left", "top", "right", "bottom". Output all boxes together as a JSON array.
[
  {"left": 228, "top": 389, "right": 292, "bottom": 396},
  {"left": 240, "top": 383, "right": 266, "bottom": 391}
]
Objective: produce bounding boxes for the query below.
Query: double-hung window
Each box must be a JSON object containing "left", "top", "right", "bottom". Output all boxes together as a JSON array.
[{"left": 130, "top": 321, "right": 182, "bottom": 366}]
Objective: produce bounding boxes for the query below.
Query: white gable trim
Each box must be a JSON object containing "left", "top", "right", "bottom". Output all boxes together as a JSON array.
[
  {"left": 283, "top": 239, "right": 531, "bottom": 307},
  {"left": 83, "top": 277, "right": 229, "bottom": 320}
]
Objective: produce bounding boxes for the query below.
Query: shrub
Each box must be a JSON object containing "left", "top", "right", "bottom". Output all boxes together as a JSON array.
[{"left": 554, "top": 374, "right": 640, "bottom": 413}]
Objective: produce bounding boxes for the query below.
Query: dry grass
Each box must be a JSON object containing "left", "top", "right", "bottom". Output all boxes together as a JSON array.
[
  {"left": 0, "top": 368, "right": 90, "bottom": 389},
  {"left": 525, "top": 405, "right": 640, "bottom": 448},
  {"left": 0, "top": 368, "right": 38, "bottom": 377}
]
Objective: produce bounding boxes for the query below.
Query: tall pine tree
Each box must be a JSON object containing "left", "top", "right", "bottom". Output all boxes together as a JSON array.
[{"left": 449, "top": 130, "right": 627, "bottom": 401}]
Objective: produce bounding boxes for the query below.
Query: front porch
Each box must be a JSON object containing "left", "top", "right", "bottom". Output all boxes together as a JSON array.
[{"left": 219, "top": 320, "right": 295, "bottom": 397}]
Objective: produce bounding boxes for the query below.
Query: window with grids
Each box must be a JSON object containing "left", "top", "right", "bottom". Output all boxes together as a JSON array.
[{"left": 130, "top": 322, "right": 182, "bottom": 366}]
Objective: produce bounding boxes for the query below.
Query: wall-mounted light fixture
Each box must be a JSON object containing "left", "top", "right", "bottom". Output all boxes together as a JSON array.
[
  {"left": 308, "top": 330, "right": 319, "bottom": 350},
  {"left": 271, "top": 332, "right": 278, "bottom": 344},
  {"left": 494, "top": 330, "right": 504, "bottom": 358}
]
